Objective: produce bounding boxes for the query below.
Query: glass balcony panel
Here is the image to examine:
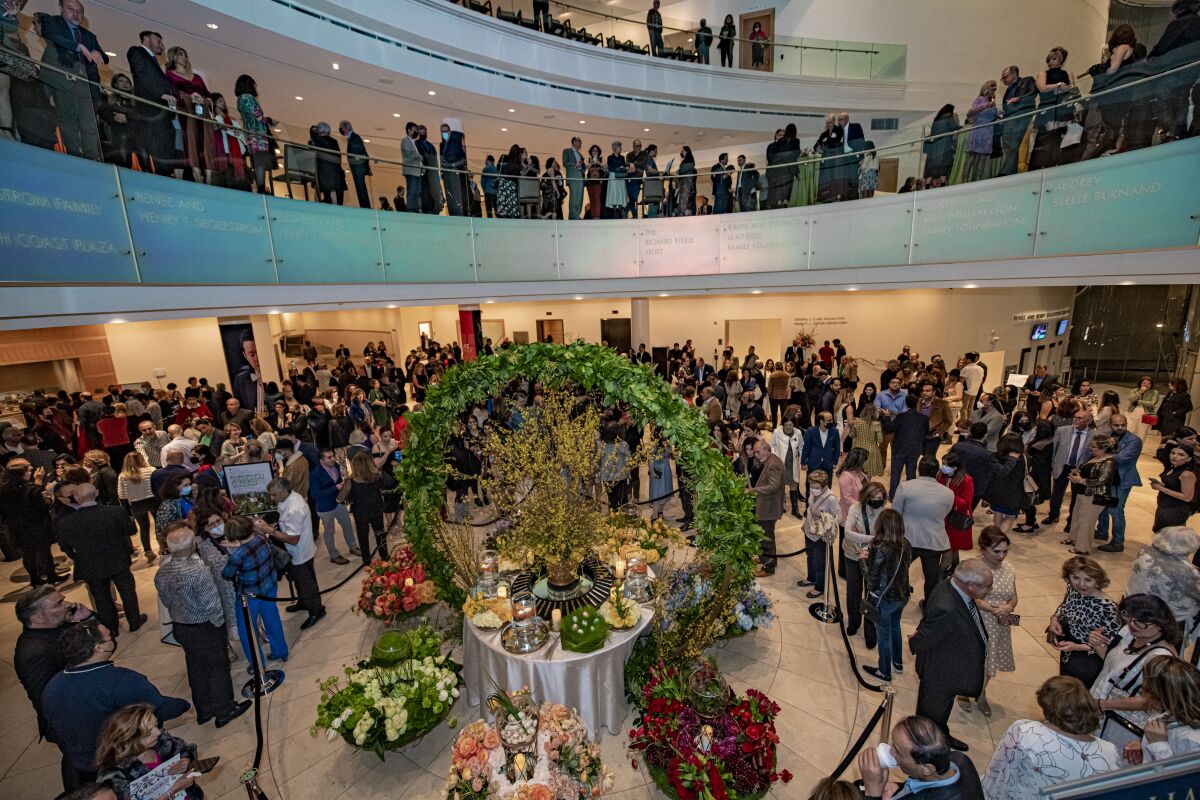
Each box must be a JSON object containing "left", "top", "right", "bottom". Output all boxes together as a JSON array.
[
  {"left": 910, "top": 172, "right": 1041, "bottom": 264},
  {"left": 834, "top": 42, "right": 873, "bottom": 81},
  {"left": 380, "top": 214, "right": 477, "bottom": 283},
  {"left": 637, "top": 215, "right": 722, "bottom": 277},
  {"left": 472, "top": 218, "right": 560, "bottom": 282},
  {"left": 808, "top": 194, "right": 915, "bottom": 269},
  {"left": 798, "top": 38, "right": 838, "bottom": 78},
  {"left": 719, "top": 209, "right": 811, "bottom": 274},
  {"left": 870, "top": 43, "right": 908, "bottom": 81},
  {"left": 266, "top": 197, "right": 385, "bottom": 283},
  {"left": 558, "top": 221, "right": 640, "bottom": 280}
]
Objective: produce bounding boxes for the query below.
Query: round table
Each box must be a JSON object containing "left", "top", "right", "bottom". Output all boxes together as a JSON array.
[{"left": 462, "top": 607, "right": 652, "bottom": 735}]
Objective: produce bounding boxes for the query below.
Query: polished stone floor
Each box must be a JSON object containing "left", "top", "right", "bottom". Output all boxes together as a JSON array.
[{"left": 0, "top": 443, "right": 1167, "bottom": 800}]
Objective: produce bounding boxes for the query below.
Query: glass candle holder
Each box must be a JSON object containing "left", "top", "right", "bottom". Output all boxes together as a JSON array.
[
  {"left": 622, "top": 556, "right": 651, "bottom": 602},
  {"left": 477, "top": 549, "right": 500, "bottom": 597}
]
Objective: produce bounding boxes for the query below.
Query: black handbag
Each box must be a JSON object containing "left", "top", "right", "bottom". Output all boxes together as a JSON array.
[
  {"left": 863, "top": 548, "right": 903, "bottom": 624},
  {"left": 267, "top": 536, "right": 292, "bottom": 576},
  {"left": 946, "top": 508, "right": 974, "bottom": 529}
]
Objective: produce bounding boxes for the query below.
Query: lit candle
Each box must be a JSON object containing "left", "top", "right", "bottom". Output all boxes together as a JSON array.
[
  {"left": 404, "top": 577, "right": 414, "bottom": 588},
  {"left": 615, "top": 558, "right": 626, "bottom": 581},
  {"left": 512, "top": 595, "right": 537, "bottom": 621},
  {"left": 497, "top": 584, "right": 508, "bottom": 599},
  {"left": 551, "top": 608, "right": 562, "bottom": 631}
]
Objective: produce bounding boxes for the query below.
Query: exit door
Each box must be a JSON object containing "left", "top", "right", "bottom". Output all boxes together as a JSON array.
[{"left": 600, "top": 318, "right": 632, "bottom": 354}]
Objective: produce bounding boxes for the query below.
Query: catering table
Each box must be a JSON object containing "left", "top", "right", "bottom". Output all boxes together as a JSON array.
[{"left": 462, "top": 607, "right": 652, "bottom": 735}]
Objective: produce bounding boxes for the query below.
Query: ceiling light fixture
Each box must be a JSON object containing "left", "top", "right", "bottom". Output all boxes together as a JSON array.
[
  {"left": 104, "top": 51, "right": 117, "bottom": 57},
  {"left": 392, "top": 113, "right": 401, "bottom": 118},
  {"left": 427, "top": 90, "right": 437, "bottom": 96},
  {"left": 500, "top": 127, "right": 508, "bottom": 132},
  {"left": 1119, "top": 280, "right": 1135, "bottom": 286},
  {"left": 362, "top": 139, "right": 370, "bottom": 143},
  {"left": 206, "top": 23, "right": 219, "bottom": 29},
  {"left": 109, "top": 318, "right": 127, "bottom": 324},
  {"left": 294, "top": 95, "right": 304, "bottom": 101},
  {"left": 331, "top": 62, "right": 340, "bottom": 70},
  {"left": 486, "top": 299, "right": 496, "bottom": 304},
  {"left": 643, "top": 128, "right": 650, "bottom": 132},
  {"left": 386, "top": 304, "right": 397, "bottom": 308},
  {"left": 574, "top": 296, "right": 584, "bottom": 301},
  {"left": 579, "top": 120, "right": 586, "bottom": 124},
  {"left": 846, "top": 287, "right": 858, "bottom": 292},
  {"left": 508, "top": 108, "right": 516, "bottom": 113},
  {"left": 268, "top": 309, "right": 280, "bottom": 314},
  {"left": 658, "top": 293, "right": 669, "bottom": 297},
  {"left": 1156, "top": 322, "right": 1165, "bottom": 328},
  {"left": 750, "top": 290, "right": 762, "bottom": 294},
  {"left": 962, "top": 283, "right": 978, "bottom": 289}
]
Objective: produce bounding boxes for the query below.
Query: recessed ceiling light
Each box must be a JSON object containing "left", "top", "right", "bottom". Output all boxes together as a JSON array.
[
  {"left": 331, "top": 62, "right": 340, "bottom": 70},
  {"left": 1156, "top": 322, "right": 1165, "bottom": 328},
  {"left": 386, "top": 304, "right": 397, "bottom": 309},
  {"left": 104, "top": 51, "right": 117, "bottom": 57},
  {"left": 658, "top": 293, "right": 669, "bottom": 297},
  {"left": 574, "top": 296, "right": 584, "bottom": 301},
  {"left": 579, "top": 120, "right": 586, "bottom": 124},
  {"left": 500, "top": 127, "right": 508, "bottom": 132},
  {"left": 1120, "top": 280, "right": 1135, "bottom": 286},
  {"left": 268, "top": 309, "right": 280, "bottom": 314},
  {"left": 392, "top": 113, "right": 401, "bottom": 118},
  {"left": 109, "top": 318, "right": 127, "bottom": 324},
  {"left": 362, "top": 139, "right": 370, "bottom": 143},
  {"left": 486, "top": 299, "right": 496, "bottom": 304},
  {"left": 294, "top": 96, "right": 304, "bottom": 101},
  {"left": 643, "top": 128, "right": 650, "bottom": 132},
  {"left": 508, "top": 108, "right": 516, "bottom": 113},
  {"left": 750, "top": 290, "right": 762, "bottom": 294},
  {"left": 963, "top": 283, "right": 978, "bottom": 289},
  {"left": 272, "top": 127, "right": 281, "bottom": 132},
  {"left": 846, "top": 287, "right": 858, "bottom": 292},
  {"left": 206, "top": 23, "right": 219, "bottom": 29},
  {"left": 427, "top": 90, "right": 437, "bottom": 96}
]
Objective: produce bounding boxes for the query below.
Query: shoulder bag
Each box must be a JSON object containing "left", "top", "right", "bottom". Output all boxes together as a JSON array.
[
  {"left": 266, "top": 533, "right": 292, "bottom": 576},
  {"left": 1098, "top": 644, "right": 1172, "bottom": 750}
]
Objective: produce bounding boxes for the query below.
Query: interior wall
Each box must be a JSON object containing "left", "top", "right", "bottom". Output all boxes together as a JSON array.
[
  {"left": 103, "top": 318, "right": 231, "bottom": 389},
  {"left": 0, "top": 325, "right": 116, "bottom": 390},
  {"left": 725, "top": 319, "right": 783, "bottom": 362},
  {"left": 0, "top": 361, "right": 82, "bottom": 394}
]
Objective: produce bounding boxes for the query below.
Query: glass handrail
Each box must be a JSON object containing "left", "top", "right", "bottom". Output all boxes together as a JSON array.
[{"left": 6, "top": 21, "right": 1199, "bottom": 214}]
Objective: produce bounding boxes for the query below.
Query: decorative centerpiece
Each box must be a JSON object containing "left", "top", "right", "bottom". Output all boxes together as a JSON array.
[
  {"left": 560, "top": 607, "right": 610, "bottom": 653},
  {"left": 598, "top": 588, "right": 640, "bottom": 630},
  {"left": 488, "top": 686, "right": 539, "bottom": 760},
  {"left": 446, "top": 700, "right": 613, "bottom": 799},
  {"left": 463, "top": 591, "right": 515, "bottom": 630},
  {"left": 600, "top": 514, "right": 681, "bottom": 567},
  {"left": 727, "top": 580, "right": 775, "bottom": 638},
  {"left": 312, "top": 623, "right": 460, "bottom": 759},
  {"left": 355, "top": 545, "right": 438, "bottom": 625},
  {"left": 621, "top": 557, "right": 651, "bottom": 603},
  {"left": 629, "top": 664, "right": 790, "bottom": 799},
  {"left": 501, "top": 594, "right": 550, "bottom": 654},
  {"left": 687, "top": 663, "right": 730, "bottom": 719},
  {"left": 481, "top": 391, "right": 627, "bottom": 603}
]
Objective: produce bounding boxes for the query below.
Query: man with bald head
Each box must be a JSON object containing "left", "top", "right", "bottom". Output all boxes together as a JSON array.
[
  {"left": 155, "top": 522, "right": 249, "bottom": 726},
  {"left": 159, "top": 423, "right": 196, "bottom": 469},
  {"left": 908, "top": 558, "right": 994, "bottom": 752},
  {"left": 55, "top": 483, "right": 144, "bottom": 634}
]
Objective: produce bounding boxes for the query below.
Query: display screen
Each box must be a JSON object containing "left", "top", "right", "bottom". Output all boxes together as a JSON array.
[
  {"left": 1031, "top": 323, "right": 1049, "bottom": 341},
  {"left": 1057, "top": 319, "right": 1069, "bottom": 336}
]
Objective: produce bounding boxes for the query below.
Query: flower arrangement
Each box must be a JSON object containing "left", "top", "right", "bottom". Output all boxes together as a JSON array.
[
  {"left": 727, "top": 581, "right": 774, "bottom": 637},
  {"left": 445, "top": 702, "right": 613, "bottom": 799},
  {"left": 560, "top": 607, "right": 610, "bottom": 653},
  {"left": 312, "top": 623, "right": 460, "bottom": 759},
  {"left": 598, "top": 588, "right": 640, "bottom": 629},
  {"left": 600, "top": 514, "right": 682, "bottom": 566},
  {"left": 629, "top": 664, "right": 790, "bottom": 800},
  {"left": 356, "top": 545, "right": 438, "bottom": 624},
  {"left": 463, "top": 592, "right": 516, "bottom": 629}
]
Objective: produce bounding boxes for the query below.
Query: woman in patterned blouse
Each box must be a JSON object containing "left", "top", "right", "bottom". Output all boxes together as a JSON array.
[{"left": 1047, "top": 555, "right": 1121, "bottom": 688}]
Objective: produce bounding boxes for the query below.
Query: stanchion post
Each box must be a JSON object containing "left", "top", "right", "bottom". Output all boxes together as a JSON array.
[
  {"left": 879, "top": 685, "right": 897, "bottom": 743},
  {"left": 809, "top": 531, "right": 841, "bottom": 624},
  {"left": 238, "top": 590, "right": 285, "bottom": 699},
  {"left": 241, "top": 768, "right": 270, "bottom": 800}
]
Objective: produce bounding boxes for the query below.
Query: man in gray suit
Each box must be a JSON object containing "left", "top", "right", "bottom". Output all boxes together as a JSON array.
[
  {"left": 562, "top": 136, "right": 585, "bottom": 220},
  {"left": 749, "top": 438, "right": 784, "bottom": 577},
  {"left": 1045, "top": 409, "right": 1095, "bottom": 529},
  {"left": 965, "top": 393, "right": 1005, "bottom": 450},
  {"left": 400, "top": 122, "right": 423, "bottom": 213},
  {"left": 892, "top": 457, "right": 955, "bottom": 605}
]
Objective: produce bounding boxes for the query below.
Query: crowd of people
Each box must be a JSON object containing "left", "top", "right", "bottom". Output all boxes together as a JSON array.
[
  {"left": 3, "top": 329, "right": 1200, "bottom": 799},
  {"left": 3, "top": 0, "right": 1198, "bottom": 220}
]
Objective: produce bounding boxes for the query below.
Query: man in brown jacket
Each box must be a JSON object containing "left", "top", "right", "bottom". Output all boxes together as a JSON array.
[
  {"left": 767, "top": 364, "right": 791, "bottom": 427},
  {"left": 749, "top": 438, "right": 785, "bottom": 577},
  {"left": 918, "top": 381, "right": 954, "bottom": 459}
]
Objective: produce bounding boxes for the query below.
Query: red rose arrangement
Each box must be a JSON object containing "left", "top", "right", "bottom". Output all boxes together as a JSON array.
[
  {"left": 628, "top": 664, "right": 790, "bottom": 799},
  {"left": 355, "top": 545, "right": 437, "bottom": 623}
]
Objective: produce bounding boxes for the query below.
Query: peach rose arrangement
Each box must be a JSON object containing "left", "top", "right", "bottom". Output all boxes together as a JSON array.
[{"left": 356, "top": 545, "right": 438, "bottom": 624}]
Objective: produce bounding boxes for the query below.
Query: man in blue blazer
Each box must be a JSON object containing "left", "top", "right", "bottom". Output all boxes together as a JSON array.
[
  {"left": 308, "top": 449, "right": 357, "bottom": 565},
  {"left": 38, "top": 0, "right": 108, "bottom": 159},
  {"left": 801, "top": 411, "right": 841, "bottom": 491},
  {"left": 1096, "top": 414, "right": 1142, "bottom": 552}
]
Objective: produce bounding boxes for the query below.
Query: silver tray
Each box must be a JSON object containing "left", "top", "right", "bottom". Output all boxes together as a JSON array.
[{"left": 499, "top": 619, "right": 551, "bottom": 654}]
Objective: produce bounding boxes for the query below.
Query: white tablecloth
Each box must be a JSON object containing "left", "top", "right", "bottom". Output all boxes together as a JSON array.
[{"left": 463, "top": 608, "right": 652, "bottom": 735}]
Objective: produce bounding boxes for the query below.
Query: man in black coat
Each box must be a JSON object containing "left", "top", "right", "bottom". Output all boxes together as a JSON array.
[
  {"left": 909, "top": 559, "right": 994, "bottom": 752},
  {"left": 126, "top": 30, "right": 175, "bottom": 175},
  {"left": 884, "top": 393, "right": 931, "bottom": 497},
  {"left": 55, "top": 483, "right": 145, "bottom": 635},
  {"left": 340, "top": 120, "right": 373, "bottom": 209},
  {"left": 38, "top": 0, "right": 108, "bottom": 159},
  {"left": 947, "top": 422, "right": 1000, "bottom": 508}
]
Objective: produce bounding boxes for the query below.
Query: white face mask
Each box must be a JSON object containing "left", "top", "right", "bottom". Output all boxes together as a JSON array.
[
  {"left": 940, "top": 464, "right": 955, "bottom": 476},
  {"left": 209, "top": 523, "right": 225, "bottom": 539}
]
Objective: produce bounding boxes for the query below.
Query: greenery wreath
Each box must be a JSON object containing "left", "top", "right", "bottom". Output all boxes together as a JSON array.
[{"left": 396, "top": 340, "right": 761, "bottom": 611}]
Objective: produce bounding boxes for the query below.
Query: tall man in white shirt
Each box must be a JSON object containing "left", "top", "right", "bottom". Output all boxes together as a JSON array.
[
  {"left": 159, "top": 425, "right": 197, "bottom": 471},
  {"left": 255, "top": 478, "right": 326, "bottom": 630},
  {"left": 959, "top": 352, "right": 985, "bottom": 422}
]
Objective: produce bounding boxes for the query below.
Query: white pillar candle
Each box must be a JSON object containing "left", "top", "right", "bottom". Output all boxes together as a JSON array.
[
  {"left": 615, "top": 558, "right": 626, "bottom": 581},
  {"left": 551, "top": 608, "right": 562, "bottom": 631}
]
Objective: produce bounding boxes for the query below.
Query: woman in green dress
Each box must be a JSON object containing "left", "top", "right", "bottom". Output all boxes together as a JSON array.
[{"left": 368, "top": 379, "right": 391, "bottom": 432}]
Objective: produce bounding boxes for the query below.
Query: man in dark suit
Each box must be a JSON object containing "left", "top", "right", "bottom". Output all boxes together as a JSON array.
[
  {"left": 858, "top": 716, "right": 985, "bottom": 800},
  {"left": 1044, "top": 409, "right": 1095, "bottom": 528},
  {"left": 562, "top": 136, "right": 585, "bottom": 220},
  {"left": 1021, "top": 364, "right": 1056, "bottom": 415},
  {"left": 339, "top": 120, "right": 372, "bottom": 209},
  {"left": 948, "top": 422, "right": 999, "bottom": 508},
  {"left": 998, "top": 65, "right": 1037, "bottom": 176},
  {"left": 749, "top": 438, "right": 784, "bottom": 577},
  {"left": 838, "top": 111, "right": 866, "bottom": 198},
  {"left": 126, "top": 30, "right": 175, "bottom": 175},
  {"left": 885, "top": 393, "right": 931, "bottom": 497},
  {"left": 55, "top": 483, "right": 146, "bottom": 636},
  {"left": 801, "top": 412, "right": 841, "bottom": 489},
  {"left": 909, "top": 559, "right": 994, "bottom": 752},
  {"left": 39, "top": 0, "right": 108, "bottom": 160}
]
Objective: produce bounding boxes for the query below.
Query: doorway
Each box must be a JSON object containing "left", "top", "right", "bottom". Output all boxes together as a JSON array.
[
  {"left": 879, "top": 158, "right": 900, "bottom": 193},
  {"left": 600, "top": 318, "right": 632, "bottom": 354},
  {"left": 739, "top": 9, "right": 774, "bottom": 71},
  {"left": 536, "top": 319, "right": 564, "bottom": 344},
  {"left": 1019, "top": 347, "right": 1033, "bottom": 375}
]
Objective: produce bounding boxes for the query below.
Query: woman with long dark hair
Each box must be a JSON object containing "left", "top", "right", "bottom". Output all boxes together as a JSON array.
[
  {"left": 923, "top": 104, "right": 960, "bottom": 187},
  {"left": 988, "top": 433, "right": 1030, "bottom": 535},
  {"left": 496, "top": 144, "right": 523, "bottom": 218},
  {"left": 1150, "top": 442, "right": 1196, "bottom": 531},
  {"left": 717, "top": 15, "right": 736, "bottom": 68},
  {"left": 863, "top": 508, "right": 911, "bottom": 683},
  {"left": 1157, "top": 378, "right": 1194, "bottom": 438}
]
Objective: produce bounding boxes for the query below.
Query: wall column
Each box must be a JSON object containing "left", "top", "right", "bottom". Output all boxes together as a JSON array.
[{"left": 631, "top": 298, "right": 650, "bottom": 350}]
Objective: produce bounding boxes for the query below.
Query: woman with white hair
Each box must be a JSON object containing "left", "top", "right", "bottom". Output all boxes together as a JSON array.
[
  {"left": 1126, "top": 526, "right": 1200, "bottom": 648},
  {"left": 310, "top": 121, "right": 346, "bottom": 205}
]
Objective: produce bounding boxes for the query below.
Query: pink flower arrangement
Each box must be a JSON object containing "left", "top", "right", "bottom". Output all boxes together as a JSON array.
[{"left": 356, "top": 546, "right": 437, "bottom": 623}]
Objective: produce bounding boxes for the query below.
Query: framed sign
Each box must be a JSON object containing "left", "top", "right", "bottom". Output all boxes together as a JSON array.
[{"left": 223, "top": 461, "right": 277, "bottom": 516}]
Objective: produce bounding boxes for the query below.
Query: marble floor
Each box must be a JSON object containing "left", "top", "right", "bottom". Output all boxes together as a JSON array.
[{"left": 0, "top": 444, "right": 1169, "bottom": 800}]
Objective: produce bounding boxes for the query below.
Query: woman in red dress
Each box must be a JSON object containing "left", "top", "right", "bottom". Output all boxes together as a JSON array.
[
  {"left": 165, "top": 46, "right": 216, "bottom": 182},
  {"left": 209, "top": 93, "right": 247, "bottom": 190},
  {"left": 937, "top": 450, "right": 975, "bottom": 574}
]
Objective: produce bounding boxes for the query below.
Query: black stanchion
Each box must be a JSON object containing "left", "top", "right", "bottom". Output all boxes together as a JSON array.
[
  {"left": 808, "top": 530, "right": 841, "bottom": 625},
  {"left": 829, "top": 695, "right": 890, "bottom": 781}
]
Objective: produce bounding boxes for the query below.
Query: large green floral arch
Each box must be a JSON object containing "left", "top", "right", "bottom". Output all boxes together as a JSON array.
[{"left": 396, "top": 340, "right": 761, "bottom": 609}]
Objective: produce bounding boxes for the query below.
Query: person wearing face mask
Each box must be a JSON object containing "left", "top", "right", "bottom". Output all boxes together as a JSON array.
[
  {"left": 154, "top": 473, "right": 194, "bottom": 552},
  {"left": 42, "top": 619, "right": 190, "bottom": 788},
  {"left": 747, "top": 437, "right": 784, "bottom": 577},
  {"left": 844, "top": 480, "right": 887, "bottom": 645},
  {"left": 400, "top": 121, "right": 424, "bottom": 213},
  {"left": 1095, "top": 414, "right": 1142, "bottom": 552},
  {"left": 154, "top": 522, "right": 250, "bottom": 727},
  {"left": 55, "top": 482, "right": 144, "bottom": 636},
  {"left": 439, "top": 122, "right": 468, "bottom": 216},
  {"left": 416, "top": 124, "right": 444, "bottom": 214},
  {"left": 800, "top": 469, "right": 841, "bottom": 598}
]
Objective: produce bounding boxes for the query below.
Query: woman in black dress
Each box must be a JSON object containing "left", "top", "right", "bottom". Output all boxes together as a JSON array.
[
  {"left": 717, "top": 16, "right": 736, "bottom": 68},
  {"left": 1030, "top": 46, "right": 1076, "bottom": 169},
  {"left": 1150, "top": 442, "right": 1196, "bottom": 531},
  {"left": 1048, "top": 555, "right": 1119, "bottom": 688},
  {"left": 1156, "top": 378, "right": 1194, "bottom": 438}
]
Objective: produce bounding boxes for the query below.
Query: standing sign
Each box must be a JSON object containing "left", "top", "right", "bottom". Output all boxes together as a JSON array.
[{"left": 223, "top": 461, "right": 278, "bottom": 516}]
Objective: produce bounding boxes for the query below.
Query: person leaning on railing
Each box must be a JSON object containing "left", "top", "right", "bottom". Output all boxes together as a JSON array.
[{"left": 1150, "top": 0, "right": 1200, "bottom": 140}]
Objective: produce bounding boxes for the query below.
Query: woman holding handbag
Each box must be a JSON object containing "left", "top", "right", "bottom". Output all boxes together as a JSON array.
[
  {"left": 1064, "top": 435, "right": 1118, "bottom": 555},
  {"left": 937, "top": 451, "right": 975, "bottom": 574},
  {"left": 1089, "top": 594, "right": 1181, "bottom": 749},
  {"left": 862, "top": 508, "right": 911, "bottom": 683},
  {"left": 1150, "top": 442, "right": 1197, "bottom": 531},
  {"left": 960, "top": 526, "right": 1019, "bottom": 716},
  {"left": 1049, "top": 555, "right": 1120, "bottom": 687},
  {"left": 987, "top": 433, "right": 1031, "bottom": 534},
  {"left": 842, "top": 480, "right": 886, "bottom": 646},
  {"left": 1127, "top": 376, "right": 1160, "bottom": 441}
]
